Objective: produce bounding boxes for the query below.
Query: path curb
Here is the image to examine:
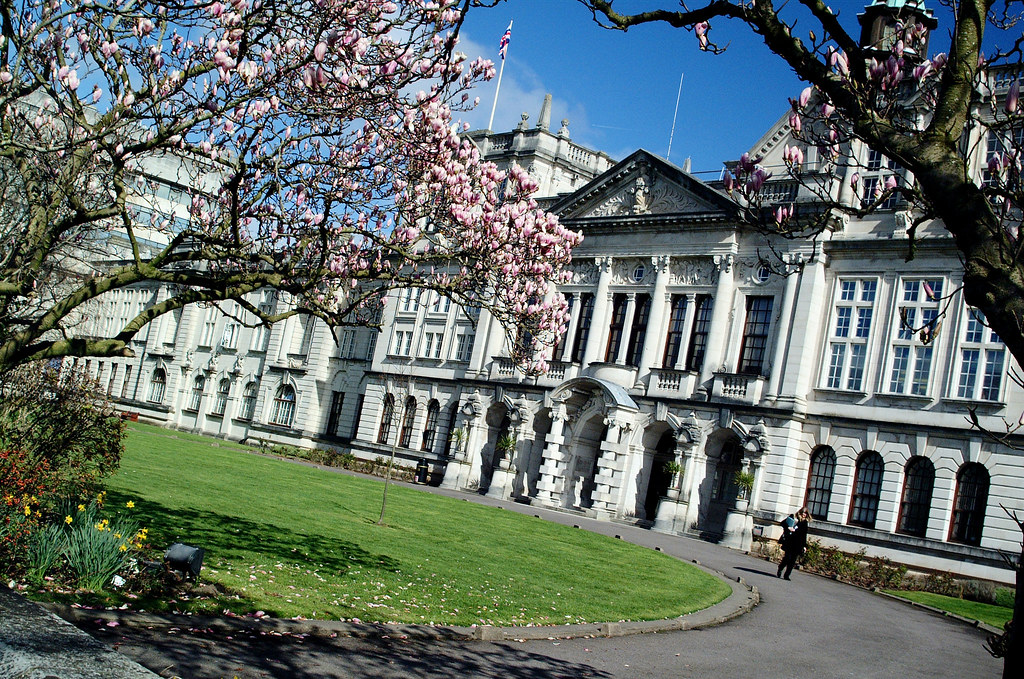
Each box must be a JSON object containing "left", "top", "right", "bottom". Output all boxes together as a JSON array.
[{"left": 46, "top": 559, "right": 759, "bottom": 643}]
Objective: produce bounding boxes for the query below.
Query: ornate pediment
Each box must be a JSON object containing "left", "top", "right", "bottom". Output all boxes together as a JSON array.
[{"left": 553, "top": 150, "right": 737, "bottom": 222}]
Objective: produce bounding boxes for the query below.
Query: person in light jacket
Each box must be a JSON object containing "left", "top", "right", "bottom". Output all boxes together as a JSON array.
[{"left": 777, "top": 507, "right": 811, "bottom": 580}]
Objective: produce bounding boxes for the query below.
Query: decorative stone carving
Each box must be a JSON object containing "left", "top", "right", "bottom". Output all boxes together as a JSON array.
[
  {"left": 589, "top": 175, "right": 701, "bottom": 217},
  {"left": 566, "top": 261, "right": 599, "bottom": 286},
  {"left": 611, "top": 258, "right": 656, "bottom": 285},
  {"left": 668, "top": 258, "right": 715, "bottom": 286}
]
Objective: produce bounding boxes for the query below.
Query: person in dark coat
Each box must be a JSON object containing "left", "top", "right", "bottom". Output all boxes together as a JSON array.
[{"left": 777, "top": 507, "right": 811, "bottom": 580}]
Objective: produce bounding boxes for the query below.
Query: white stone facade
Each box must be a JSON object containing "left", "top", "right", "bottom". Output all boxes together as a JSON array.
[{"left": 82, "top": 72, "right": 1024, "bottom": 584}]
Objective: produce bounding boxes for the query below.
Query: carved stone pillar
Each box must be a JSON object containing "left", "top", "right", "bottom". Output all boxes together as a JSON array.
[
  {"left": 591, "top": 414, "right": 631, "bottom": 515},
  {"left": 534, "top": 402, "right": 569, "bottom": 506},
  {"left": 636, "top": 256, "right": 671, "bottom": 382},
  {"left": 440, "top": 394, "right": 483, "bottom": 490},
  {"left": 700, "top": 253, "right": 736, "bottom": 385},
  {"left": 654, "top": 412, "right": 704, "bottom": 534},
  {"left": 582, "top": 257, "right": 613, "bottom": 366}
]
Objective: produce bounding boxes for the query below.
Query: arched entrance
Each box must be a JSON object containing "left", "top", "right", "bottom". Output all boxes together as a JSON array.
[
  {"left": 479, "top": 403, "right": 511, "bottom": 493},
  {"left": 564, "top": 414, "right": 605, "bottom": 509},
  {"left": 642, "top": 429, "right": 676, "bottom": 520},
  {"left": 699, "top": 432, "right": 744, "bottom": 538}
]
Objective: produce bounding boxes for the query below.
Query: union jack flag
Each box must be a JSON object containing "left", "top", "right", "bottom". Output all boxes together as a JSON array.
[{"left": 499, "top": 21, "right": 512, "bottom": 60}]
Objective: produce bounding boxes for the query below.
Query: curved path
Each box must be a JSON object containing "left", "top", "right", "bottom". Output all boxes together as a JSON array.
[{"left": 82, "top": 484, "right": 1001, "bottom": 679}]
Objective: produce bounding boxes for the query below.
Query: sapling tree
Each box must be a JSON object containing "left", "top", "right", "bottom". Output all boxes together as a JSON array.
[
  {"left": 568, "top": 0, "right": 1022, "bottom": 675},
  {"left": 0, "top": 0, "right": 582, "bottom": 375}
]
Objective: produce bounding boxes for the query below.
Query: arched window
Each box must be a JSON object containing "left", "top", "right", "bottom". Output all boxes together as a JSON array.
[
  {"left": 421, "top": 400, "right": 440, "bottom": 452},
  {"left": 849, "top": 451, "right": 884, "bottom": 528},
  {"left": 398, "top": 396, "right": 417, "bottom": 448},
  {"left": 212, "top": 378, "right": 231, "bottom": 416},
  {"left": 897, "top": 457, "right": 935, "bottom": 537},
  {"left": 239, "top": 381, "right": 258, "bottom": 420},
  {"left": 949, "top": 463, "right": 990, "bottom": 545},
  {"left": 188, "top": 375, "right": 205, "bottom": 411},
  {"left": 805, "top": 446, "right": 836, "bottom": 520},
  {"left": 377, "top": 393, "right": 395, "bottom": 444},
  {"left": 148, "top": 368, "right": 166, "bottom": 404},
  {"left": 270, "top": 385, "right": 297, "bottom": 427}
]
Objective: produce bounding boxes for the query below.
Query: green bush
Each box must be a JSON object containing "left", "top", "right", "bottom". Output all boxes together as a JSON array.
[
  {"left": 0, "top": 362, "right": 125, "bottom": 499},
  {"left": 27, "top": 522, "right": 67, "bottom": 582},
  {"left": 338, "top": 451, "right": 356, "bottom": 468}
]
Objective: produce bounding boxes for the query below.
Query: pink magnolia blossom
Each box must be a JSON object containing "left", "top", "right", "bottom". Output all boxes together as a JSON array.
[{"left": 1007, "top": 80, "right": 1020, "bottom": 115}]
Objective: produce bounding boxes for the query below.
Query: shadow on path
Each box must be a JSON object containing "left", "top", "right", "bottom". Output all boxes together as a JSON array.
[{"left": 88, "top": 624, "right": 613, "bottom": 679}]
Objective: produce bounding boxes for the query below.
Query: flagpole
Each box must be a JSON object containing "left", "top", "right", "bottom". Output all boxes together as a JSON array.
[
  {"left": 487, "top": 19, "right": 512, "bottom": 131},
  {"left": 666, "top": 71, "right": 684, "bottom": 160}
]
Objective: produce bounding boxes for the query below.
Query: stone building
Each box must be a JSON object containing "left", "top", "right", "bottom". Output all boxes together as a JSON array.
[{"left": 86, "top": 0, "right": 1022, "bottom": 583}]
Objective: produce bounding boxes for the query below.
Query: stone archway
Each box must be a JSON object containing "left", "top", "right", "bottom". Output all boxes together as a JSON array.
[
  {"left": 479, "top": 402, "right": 511, "bottom": 493},
  {"left": 642, "top": 428, "right": 676, "bottom": 521},
  {"left": 564, "top": 414, "right": 605, "bottom": 509},
  {"left": 697, "top": 431, "right": 744, "bottom": 538}
]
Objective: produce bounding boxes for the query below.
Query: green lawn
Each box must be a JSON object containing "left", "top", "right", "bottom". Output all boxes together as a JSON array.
[
  {"left": 100, "top": 423, "right": 730, "bottom": 626},
  {"left": 885, "top": 590, "right": 1014, "bottom": 629}
]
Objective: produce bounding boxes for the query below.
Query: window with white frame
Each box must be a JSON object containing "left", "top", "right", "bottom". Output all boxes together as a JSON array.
[
  {"left": 824, "top": 279, "right": 877, "bottom": 391},
  {"left": 421, "top": 330, "right": 444, "bottom": 359},
  {"left": 222, "top": 321, "right": 240, "bottom": 349},
  {"left": 239, "top": 381, "right": 258, "bottom": 420},
  {"left": 188, "top": 374, "right": 205, "bottom": 411},
  {"left": 250, "top": 300, "right": 273, "bottom": 351},
  {"left": 982, "top": 127, "right": 1024, "bottom": 188},
  {"left": 954, "top": 308, "right": 1007, "bottom": 401},
  {"left": 861, "top": 148, "right": 902, "bottom": 210},
  {"left": 888, "top": 278, "right": 943, "bottom": 396},
  {"left": 430, "top": 293, "right": 451, "bottom": 315},
  {"left": 212, "top": 378, "right": 230, "bottom": 416},
  {"left": 148, "top": 368, "right": 166, "bottom": 403},
  {"left": 270, "top": 385, "right": 297, "bottom": 427},
  {"left": 391, "top": 329, "right": 414, "bottom": 356},
  {"left": 199, "top": 314, "right": 218, "bottom": 347},
  {"left": 292, "top": 316, "right": 314, "bottom": 355},
  {"left": 398, "top": 288, "right": 419, "bottom": 314},
  {"left": 338, "top": 329, "right": 356, "bottom": 359},
  {"left": 365, "top": 331, "right": 378, "bottom": 360},
  {"left": 454, "top": 328, "right": 474, "bottom": 362}
]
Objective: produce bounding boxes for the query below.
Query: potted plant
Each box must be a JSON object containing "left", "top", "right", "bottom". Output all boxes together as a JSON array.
[
  {"left": 448, "top": 427, "right": 466, "bottom": 458},
  {"left": 495, "top": 433, "right": 517, "bottom": 460},
  {"left": 733, "top": 470, "right": 755, "bottom": 501},
  {"left": 663, "top": 459, "right": 683, "bottom": 476}
]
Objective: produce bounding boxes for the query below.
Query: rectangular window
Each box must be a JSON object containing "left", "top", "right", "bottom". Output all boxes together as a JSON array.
[
  {"left": 861, "top": 150, "right": 902, "bottom": 210},
  {"left": 365, "top": 331, "right": 378, "bottom": 360},
  {"left": 955, "top": 308, "right": 1007, "bottom": 402},
  {"left": 604, "top": 294, "right": 628, "bottom": 362},
  {"left": 454, "top": 329, "right": 474, "bottom": 362},
  {"left": 738, "top": 296, "right": 773, "bottom": 375},
  {"left": 250, "top": 303, "right": 273, "bottom": 352},
  {"left": 391, "top": 330, "right": 413, "bottom": 357},
  {"left": 824, "top": 278, "right": 877, "bottom": 391},
  {"left": 222, "top": 321, "right": 240, "bottom": 349},
  {"left": 324, "top": 391, "right": 344, "bottom": 437},
  {"left": 625, "top": 294, "right": 651, "bottom": 367},
  {"left": 421, "top": 331, "right": 444, "bottom": 359},
  {"left": 120, "top": 365, "right": 133, "bottom": 399},
  {"left": 662, "top": 295, "right": 688, "bottom": 368},
  {"left": 888, "top": 278, "right": 943, "bottom": 396},
  {"left": 551, "top": 294, "right": 573, "bottom": 361},
  {"left": 686, "top": 295, "right": 713, "bottom": 372},
  {"left": 338, "top": 329, "right": 356, "bottom": 358},
  {"left": 200, "top": 316, "right": 218, "bottom": 347},
  {"left": 571, "top": 293, "right": 595, "bottom": 363}
]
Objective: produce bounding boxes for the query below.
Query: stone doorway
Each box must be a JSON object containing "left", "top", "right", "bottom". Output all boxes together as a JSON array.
[{"left": 643, "top": 429, "right": 676, "bottom": 521}]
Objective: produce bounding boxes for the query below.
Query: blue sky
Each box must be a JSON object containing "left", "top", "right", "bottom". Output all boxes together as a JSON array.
[{"left": 452, "top": 0, "right": 963, "bottom": 176}]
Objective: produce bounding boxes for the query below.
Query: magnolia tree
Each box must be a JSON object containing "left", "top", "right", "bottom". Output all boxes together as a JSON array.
[
  {"left": 573, "top": 0, "right": 1021, "bottom": 674},
  {"left": 0, "top": 0, "right": 581, "bottom": 375}
]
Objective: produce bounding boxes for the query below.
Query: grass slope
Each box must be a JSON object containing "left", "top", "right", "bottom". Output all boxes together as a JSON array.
[
  {"left": 884, "top": 590, "right": 1013, "bottom": 629},
  {"left": 105, "top": 424, "right": 730, "bottom": 626}
]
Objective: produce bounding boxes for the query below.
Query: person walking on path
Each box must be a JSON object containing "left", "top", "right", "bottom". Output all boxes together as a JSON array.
[{"left": 777, "top": 507, "right": 811, "bottom": 580}]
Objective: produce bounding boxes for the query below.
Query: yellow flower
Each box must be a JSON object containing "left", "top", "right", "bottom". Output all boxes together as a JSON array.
[
  {"left": 23, "top": 505, "right": 31, "bottom": 516},
  {"left": 125, "top": 501, "right": 135, "bottom": 509},
  {"left": 114, "top": 532, "right": 122, "bottom": 538},
  {"left": 118, "top": 544, "right": 128, "bottom": 552},
  {"left": 65, "top": 515, "right": 73, "bottom": 525},
  {"left": 78, "top": 504, "right": 86, "bottom": 512},
  {"left": 29, "top": 495, "right": 37, "bottom": 504}
]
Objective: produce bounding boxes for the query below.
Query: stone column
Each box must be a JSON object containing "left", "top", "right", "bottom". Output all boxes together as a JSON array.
[
  {"left": 582, "top": 257, "right": 614, "bottom": 366},
  {"left": 534, "top": 402, "right": 569, "bottom": 506},
  {"left": 560, "top": 294, "right": 583, "bottom": 363},
  {"left": 440, "top": 401, "right": 478, "bottom": 490},
  {"left": 766, "top": 257, "right": 801, "bottom": 399},
  {"left": 700, "top": 253, "right": 736, "bottom": 384},
  {"left": 636, "top": 256, "right": 671, "bottom": 381}
]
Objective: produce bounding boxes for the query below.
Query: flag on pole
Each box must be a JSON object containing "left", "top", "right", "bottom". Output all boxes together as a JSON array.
[{"left": 499, "top": 21, "right": 512, "bottom": 60}]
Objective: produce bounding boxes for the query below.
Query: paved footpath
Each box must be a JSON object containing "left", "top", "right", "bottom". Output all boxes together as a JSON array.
[{"left": 59, "top": 482, "right": 1004, "bottom": 678}]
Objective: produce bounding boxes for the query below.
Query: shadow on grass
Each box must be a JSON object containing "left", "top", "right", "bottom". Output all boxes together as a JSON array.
[
  {"left": 103, "top": 489, "right": 401, "bottom": 614},
  {"left": 91, "top": 624, "right": 615, "bottom": 679}
]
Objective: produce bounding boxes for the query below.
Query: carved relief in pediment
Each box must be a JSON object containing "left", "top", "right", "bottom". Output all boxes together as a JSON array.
[
  {"left": 611, "top": 258, "right": 657, "bottom": 285},
  {"left": 588, "top": 175, "right": 700, "bottom": 217},
  {"left": 566, "top": 261, "right": 599, "bottom": 286},
  {"left": 669, "top": 258, "right": 716, "bottom": 286}
]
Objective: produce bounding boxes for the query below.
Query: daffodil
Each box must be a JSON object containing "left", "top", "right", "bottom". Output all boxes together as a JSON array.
[
  {"left": 118, "top": 544, "right": 128, "bottom": 552},
  {"left": 23, "top": 505, "right": 31, "bottom": 516},
  {"left": 125, "top": 501, "right": 135, "bottom": 508},
  {"left": 78, "top": 504, "right": 86, "bottom": 512},
  {"left": 65, "top": 515, "right": 73, "bottom": 524}
]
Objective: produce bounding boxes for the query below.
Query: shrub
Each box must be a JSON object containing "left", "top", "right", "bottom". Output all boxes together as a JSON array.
[
  {"left": 338, "top": 451, "right": 356, "bottom": 468},
  {"left": 27, "top": 522, "right": 67, "bottom": 582},
  {"left": 0, "top": 450, "right": 59, "bottom": 572},
  {"left": 0, "top": 362, "right": 125, "bottom": 499}
]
